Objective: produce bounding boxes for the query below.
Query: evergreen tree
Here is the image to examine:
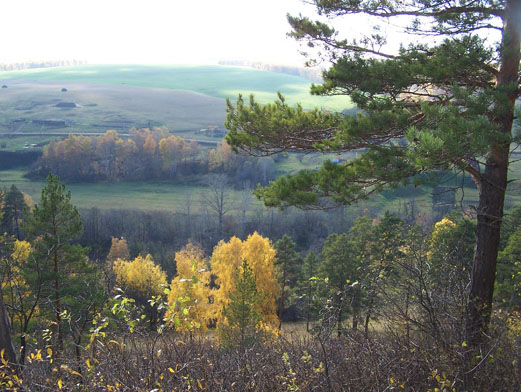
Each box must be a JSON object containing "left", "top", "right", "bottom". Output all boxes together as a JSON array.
[
  {"left": 319, "top": 233, "right": 356, "bottom": 335},
  {"left": 1, "top": 185, "right": 27, "bottom": 240},
  {"left": 274, "top": 234, "right": 301, "bottom": 326},
  {"left": 297, "top": 251, "right": 319, "bottom": 332},
  {"left": 25, "top": 174, "right": 88, "bottom": 351},
  {"left": 225, "top": 0, "right": 521, "bottom": 347},
  {"left": 218, "top": 261, "right": 263, "bottom": 349}
]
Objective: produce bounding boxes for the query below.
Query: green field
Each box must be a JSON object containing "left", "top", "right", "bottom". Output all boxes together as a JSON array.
[
  {"left": 1, "top": 149, "right": 520, "bottom": 213},
  {"left": 0, "top": 64, "right": 350, "bottom": 110},
  {"left": 0, "top": 65, "right": 351, "bottom": 142},
  {"left": 0, "top": 169, "right": 264, "bottom": 211},
  {"left": 0, "top": 166, "right": 430, "bottom": 214}
]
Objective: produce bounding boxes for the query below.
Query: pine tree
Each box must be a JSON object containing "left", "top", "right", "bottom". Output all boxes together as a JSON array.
[
  {"left": 218, "top": 261, "right": 263, "bottom": 349},
  {"left": 26, "top": 174, "right": 87, "bottom": 351},
  {"left": 298, "top": 251, "right": 319, "bottom": 332},
  {"left": 274, "top": 234, "right": 301, "bottom": 327},
  {"left": 225, "top": 0, "right": 521, "bottom": 348},
  {"left": 1, "top": 185, "right": 28, "bottom": 240}
]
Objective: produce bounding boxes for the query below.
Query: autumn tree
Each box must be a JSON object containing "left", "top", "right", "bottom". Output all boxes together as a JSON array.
[
  {"left": 167, "top": 243, "right": 213, "bottom": 332},
  {"left": 1, "top": 239, "right": 40, "bottom": 363},
  {"left": 428, "top": 216, "right": 475, "bottom": 300},
  {"left": 113, "top": 254, "right": 167, "bottom": 326},
  {"left": 0, "top": 285, "right": 16, "bottom": 365},
  {"left": 496, "top": 227, "right": 521, "bottom": 307},
  {"left": 107, "top": 237, "right": 130, "bottom": 262},
  {"left": 225, "top": 0, "right": 521, "bottom": 348},
  {"left": 210, "top": 232, "right": 279, "bottom": 329},
  {"left": 105, "top": 237, "right": 130, "bottom": 292},
  {"left": 35, "top": 128, "right": 201, "bottom": 182}
]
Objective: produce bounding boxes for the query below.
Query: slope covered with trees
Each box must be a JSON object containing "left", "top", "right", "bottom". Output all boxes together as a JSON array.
[{"left": 226, "top": 0, "right": 521, "bottom": 354}]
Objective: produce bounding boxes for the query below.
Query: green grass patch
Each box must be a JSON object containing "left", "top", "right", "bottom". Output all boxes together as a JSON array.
[{"left": 0, "top": 169, "right": 261, "bottom": 212}]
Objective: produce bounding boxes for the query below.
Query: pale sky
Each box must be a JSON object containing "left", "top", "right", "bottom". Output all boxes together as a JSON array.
[{"left": 0, "top": 0, "right": 320, "bottom": 65}]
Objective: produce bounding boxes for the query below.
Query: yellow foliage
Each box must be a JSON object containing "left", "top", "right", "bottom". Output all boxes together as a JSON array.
[
  {"left": 143, "top": 134, "right": 157, "bottom": 156},
  {"left": 107, "top": 237, "right": 130, "bottom": 262},
  {"left": 167, "top": 243, "right": 213, "bottom": 331},
  {"left": 427, "top": 218, "right": 456, "bottom": 259},
  {"left": 210, "top": 232, "right": 280, "bottom": 327},
  {"left": 105, "top": 237, "right": 130, "bottom": 292},
  {"left": 113, "top": 254, "right": 167, "bottom": 299},
  {"left": 1, "top": 240, "right": 36, "bottom": 330},
  {"left": 507, "top": 311, "right": 521, "bottom": 340},
  {"left": 433, "top": 217, "right": 456, "bottom": 231},
  {"left": 12, "top": 240, "right": 32, "bottom": 264},
  {"left": 23, "top": 193, "right": 34, "bottom": 210}
]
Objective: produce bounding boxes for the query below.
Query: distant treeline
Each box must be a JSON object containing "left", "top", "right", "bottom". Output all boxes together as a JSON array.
[
  {"left": 29, "top": 127, "right": 276, "bottom": 185},
  {"left": 218, "top": 60, "right": 322, "bottom": 82},
  {"left": 0, "top": 59, "right": 87, "bottom": 72}
]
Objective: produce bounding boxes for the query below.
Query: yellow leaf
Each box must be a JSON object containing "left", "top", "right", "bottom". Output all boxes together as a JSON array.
[
  {"left": 168, "top": 367, "right": 175, "bottom": 373},
  {"left": 57, "top": 379, "right": 63, "bottom": 389}
]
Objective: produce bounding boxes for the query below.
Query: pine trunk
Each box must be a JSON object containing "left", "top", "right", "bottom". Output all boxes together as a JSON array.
[
  {"left": 465, "top": 0, "right": 520, "bottom": 347},
  {"left": 0, "top": 286, "right": 17, "bottom": 365}
]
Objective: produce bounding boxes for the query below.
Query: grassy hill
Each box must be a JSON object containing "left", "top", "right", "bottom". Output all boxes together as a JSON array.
[
  {"left": 0, "top": 64, "right": 351, "bottom": 140},
  {"left": 0, "top": 64, "right": 350, "bottom": 109}
]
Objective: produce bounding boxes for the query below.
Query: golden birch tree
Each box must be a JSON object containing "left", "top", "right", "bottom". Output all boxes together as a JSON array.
[
  {"left": 210, "top": 232, "right": 279, "bottom": 328},
  {"left": 167, "top": 243, "right": 213, "bottom": 331}
]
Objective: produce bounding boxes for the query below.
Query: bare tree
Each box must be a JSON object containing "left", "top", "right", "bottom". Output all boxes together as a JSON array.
[
  {"left": 238, "top": 183, "right": 253, "bottom": 238},
  {"left": 201, "top": 174, "right": 234, "bottom": 239}
]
